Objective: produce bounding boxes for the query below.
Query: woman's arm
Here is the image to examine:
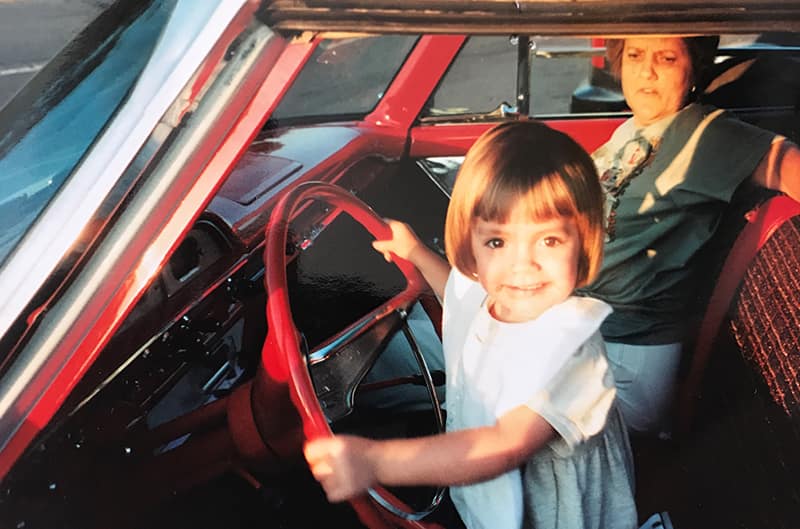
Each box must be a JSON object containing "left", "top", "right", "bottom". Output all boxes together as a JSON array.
[
  {"left": 304, "top": 405, "right": 555, "bottom": 503},
  {"left": 751, "top": 137, "right": 800, "bottom": 201},
  {"left": 372, "top": 219, "right": 451, "bottom": 300}
]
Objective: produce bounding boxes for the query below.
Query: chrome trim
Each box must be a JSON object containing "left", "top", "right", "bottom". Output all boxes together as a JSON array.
[
  {"left": 308, "top": 317, "right": 374, "bottom": 363},
  {"left": 368, "top": 307, "right": 445, "bottom": 521},
  {"left": 368, "top": 487, "right": 435, "bottom": 521},
  {"left": 307, "top": 300, "right": 417, "bottom": 364}
]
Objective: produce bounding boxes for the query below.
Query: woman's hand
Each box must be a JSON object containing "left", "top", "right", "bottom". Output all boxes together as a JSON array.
[
  {"left": 372, "top": 219, "right": 423, "bottom": 264},
  {"left": 304, "top": 436, "right": 378, "bottom": 503}
]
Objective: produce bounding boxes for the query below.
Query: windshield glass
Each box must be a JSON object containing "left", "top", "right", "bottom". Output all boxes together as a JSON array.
[
  {"left": 0, "top": 0, "right": 174, "bottom": 266},
  {"left": 269, "top": 35, "right": 418, "bottom": 125}
]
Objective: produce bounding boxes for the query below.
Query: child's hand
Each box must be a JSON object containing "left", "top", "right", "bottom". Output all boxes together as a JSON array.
[
  {"left": 372, "top": 219, "right": 422, "bottom": 264},
  {"left": 304, "top": 435, "right": 378, "bottom": 503}
]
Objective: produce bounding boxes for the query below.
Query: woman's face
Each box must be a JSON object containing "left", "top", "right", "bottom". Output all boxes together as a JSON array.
[{"left": 621, "top": 37, "right": 693, "bottom": 127}]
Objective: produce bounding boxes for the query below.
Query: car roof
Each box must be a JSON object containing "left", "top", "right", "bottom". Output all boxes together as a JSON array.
[{"left": 260, "top": 0, "right": 800, "bottom": 35}]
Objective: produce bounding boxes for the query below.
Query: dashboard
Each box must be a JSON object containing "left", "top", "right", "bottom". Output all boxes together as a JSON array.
[{"left": 0, "top": 133, "right": 451, "bottom": 528}]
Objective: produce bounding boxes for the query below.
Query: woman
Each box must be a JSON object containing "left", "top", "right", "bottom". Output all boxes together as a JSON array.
[{"left": 580, "top": 36, "right": 800, "bottom": 435}]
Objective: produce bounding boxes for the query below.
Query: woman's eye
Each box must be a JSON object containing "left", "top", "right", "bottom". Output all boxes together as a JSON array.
[
  {"left": 485, "top": 238, "right": 504, "bottom": 249},
  {"left": 659, "top": 54, "right": 677, "bottom": 64},
  {"left": 626, "top": 50, "right": 641, "bottom": 60}
]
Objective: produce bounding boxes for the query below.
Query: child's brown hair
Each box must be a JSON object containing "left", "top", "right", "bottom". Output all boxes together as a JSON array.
[{"left": 444, "top": 121, "right": 604, "bottom": 288}]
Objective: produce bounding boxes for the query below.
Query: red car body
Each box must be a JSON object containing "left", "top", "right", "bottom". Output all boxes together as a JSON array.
[{"left": 0, "top": 2, "right": 799, "bottom": 528}]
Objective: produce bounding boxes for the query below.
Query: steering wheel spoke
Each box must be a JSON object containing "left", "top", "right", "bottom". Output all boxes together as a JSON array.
[{"left": 309, "top": 310, "right": 407, "bottom": 423}]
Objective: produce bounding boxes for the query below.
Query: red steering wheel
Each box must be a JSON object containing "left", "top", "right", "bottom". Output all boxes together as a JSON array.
[{"left": 263, "top": 181, "right": 444, "bottom": 529}]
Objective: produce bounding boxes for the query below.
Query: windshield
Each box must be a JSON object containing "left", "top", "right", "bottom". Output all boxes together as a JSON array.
[{"left": 0, "top": 0, "right": 174, "bottom": 266}]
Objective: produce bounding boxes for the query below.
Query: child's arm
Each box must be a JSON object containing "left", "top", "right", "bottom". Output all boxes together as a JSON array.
[
  {"left": 371, "top": 219, "right": 450, "bottom": 300},
  {"left": 304, "top": 405, "right": 555, "bottom": 503}
]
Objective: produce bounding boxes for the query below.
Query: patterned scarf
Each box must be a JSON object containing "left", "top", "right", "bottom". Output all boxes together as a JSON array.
[{"left": 595, "top": 130, "right": 658, "bottom": 241}]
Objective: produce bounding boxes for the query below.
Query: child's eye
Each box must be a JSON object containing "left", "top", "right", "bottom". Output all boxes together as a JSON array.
[
  {"left": 485, "top": 238, "right": 504, "bottom": 249},
  {"left": 542, "top": 236, "right": 562, "bottom": 247}
]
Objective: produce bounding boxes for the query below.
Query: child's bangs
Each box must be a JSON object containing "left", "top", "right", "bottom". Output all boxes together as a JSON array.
[{"left": 472, "top": 171, "right": 578, "bottom": 223}]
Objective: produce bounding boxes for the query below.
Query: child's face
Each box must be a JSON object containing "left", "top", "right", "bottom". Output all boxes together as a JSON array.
[{"left": 470, "top": 201, "right": 580, "bottom": 323}]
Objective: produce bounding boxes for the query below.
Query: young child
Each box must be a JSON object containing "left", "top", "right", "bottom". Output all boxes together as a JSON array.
[{"left": 304, "top": 121, "right": 637, "bottom": 529}]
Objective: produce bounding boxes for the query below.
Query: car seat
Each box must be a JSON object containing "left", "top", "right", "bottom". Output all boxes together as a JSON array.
[{"left": 648, "top": 194, "right": 800, "bottom": 529}]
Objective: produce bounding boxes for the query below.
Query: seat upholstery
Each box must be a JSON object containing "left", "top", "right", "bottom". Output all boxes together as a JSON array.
[
  {"left": 677, "top": 195, "right": 800, "bottom": 430},
  {"left": 731, "top": 215, "right": 800, "bottom": 418},
  {"left": 634, "top": 198, "right": 800, "bottom": 528}
]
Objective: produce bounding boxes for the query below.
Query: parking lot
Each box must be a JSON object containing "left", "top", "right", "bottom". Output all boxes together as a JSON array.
[{"left": 0, "top": 0, "right": 110, "bottom": 109}]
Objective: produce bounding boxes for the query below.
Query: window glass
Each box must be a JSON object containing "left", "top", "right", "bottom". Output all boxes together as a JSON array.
[
  {"left": 530, "top": 37, "right": 601, "bottom": 116},
  {"left": 270, "top": 35, "right": 418, "bottom": 124},
  {"left": 424, "top": 36, "right": 516, "bottom": 117},
  {"left": 425, "top": 33, "right": 800, "bottom": 124},
  {"left": 0, "top": 0, "right": 172, "bottom": 267},
  {"left": 423, "top": 36, "right": 605, "bottom": 118},
  {"left": 706, "top": 33, "right": 800, "bottom": 112}
]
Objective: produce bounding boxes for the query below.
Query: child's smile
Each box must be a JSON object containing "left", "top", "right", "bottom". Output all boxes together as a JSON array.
[{"left": 470, "top": 202, "right": 580, "bottom": 323}]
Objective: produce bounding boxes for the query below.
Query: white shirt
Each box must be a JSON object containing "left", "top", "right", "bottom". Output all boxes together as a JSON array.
[{"left": 442, "top": 270, "right": 615, "bottom": 529}]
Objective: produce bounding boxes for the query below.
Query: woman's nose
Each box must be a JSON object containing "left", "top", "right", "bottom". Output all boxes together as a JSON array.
[{"left": 639, "top": 56, "right": 657, "bottom": 79}]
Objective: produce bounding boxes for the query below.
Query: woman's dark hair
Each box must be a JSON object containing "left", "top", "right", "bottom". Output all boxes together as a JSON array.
[{"left": 605, "top": 36, "right": 720, "bottom": 94}]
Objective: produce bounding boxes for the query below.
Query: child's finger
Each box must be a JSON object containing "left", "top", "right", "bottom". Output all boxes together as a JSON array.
[
  {"left": 325, "top": 486, "right": 351, "bottom": 503},
  {"left": 304, "top": 436, "right": 370, "bottom": 503},
  {"left": 304, "top": 445, "right": 348, "bottom": 502},
  {"left": 304, "top": 441, "right": 336, "bottom": 482},
  {"left": 303, "top": 438, "right": 330, "bottom": 461},
  {"left": 308, "top": 459, "right": 333, "bottom": 480},
  {"left": 371, "top": 240, "right": 394, "bottom": 262}
]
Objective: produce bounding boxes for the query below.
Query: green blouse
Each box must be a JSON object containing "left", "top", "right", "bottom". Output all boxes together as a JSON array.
[{"left": 582, "top": 103, "right": 775, "bottom": 344}]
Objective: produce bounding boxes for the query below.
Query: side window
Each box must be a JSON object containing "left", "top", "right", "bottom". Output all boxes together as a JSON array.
[
  {"left": 423, "top": 33, "right": 800, "bottom": 142},
  {"left": 704, "top": 34, "right": 800, "bottom": 141},
  {"left": 529, "top": 37, "right": 613, "bottom": 116},
  {"left": 424, "top": 36, "right": 517, "bottom": 117},
  {"left": 270, "top": 35, "right": 418, "bottom": 125},
  {"left": 706, "top": 34, "right": 800, "bottom": 110},
  {"left": 422, "top": 36, "right": 619, "bottom": 119}
]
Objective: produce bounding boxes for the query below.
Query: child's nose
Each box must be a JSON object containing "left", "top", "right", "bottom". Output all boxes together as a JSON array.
[{"left": 512, "top": 245, "right": 541, "bottom": 269}]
